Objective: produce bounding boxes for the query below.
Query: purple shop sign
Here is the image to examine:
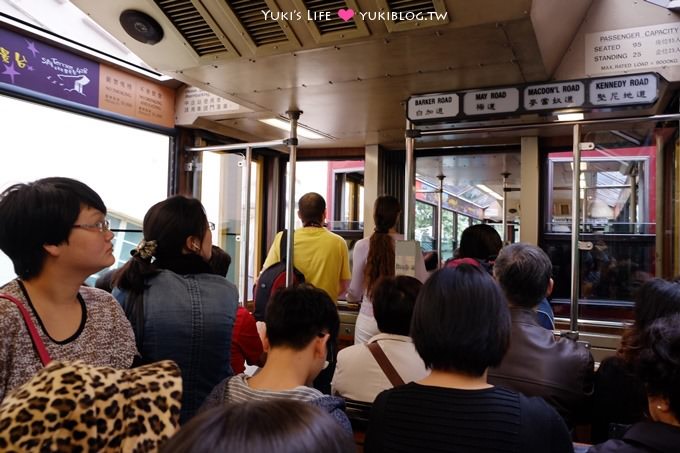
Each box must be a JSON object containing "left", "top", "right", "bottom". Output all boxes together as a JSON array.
[{"left": 0, "top": 26, "right": 99, "bottom": 107}]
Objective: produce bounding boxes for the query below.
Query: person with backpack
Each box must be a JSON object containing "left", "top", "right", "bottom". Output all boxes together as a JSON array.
[
  {"left": 257, "top": 192, "right": 350, "bottom": 308},
  {"left": 256, "top": 192, "right": 350, "bottom": 394}
]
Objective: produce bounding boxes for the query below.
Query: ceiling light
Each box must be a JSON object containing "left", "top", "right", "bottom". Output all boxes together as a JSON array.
[
  {"left": 476, "top": 184, "right": 504, "bottom": 201},
  {"left": 557, "top": 112, "right": 584, "bottom": 122},
  {"left": 259, "top": 118, "right": 326, "bottom": 140}
]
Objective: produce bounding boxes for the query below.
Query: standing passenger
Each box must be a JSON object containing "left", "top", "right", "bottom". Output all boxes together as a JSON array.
[
  {"left": 364, "top": 264, "right": 572, "bottom": 453},
  {"left": 259, "top": 192, "right": 351, "bottom": 304},
  {"left": 0, "top": 177, "right": 136, "bottom": 402},
  {"left": 347, "top": 195, "right": 427, "bottom": 344},
  {"left": 259, "top": 192, "right": 350, "bottom": 393},
  {"left": 113, "top": 195, "right": 238, "bottom": 423}
]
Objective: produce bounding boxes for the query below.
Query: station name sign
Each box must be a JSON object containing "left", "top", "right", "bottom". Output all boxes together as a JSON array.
[{"left": 407, "top": 72, "right": 660, "bottom": 123}]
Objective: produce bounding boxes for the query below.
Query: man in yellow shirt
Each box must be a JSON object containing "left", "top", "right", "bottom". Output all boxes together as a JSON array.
[
  {"left": 259, "top": 192, "right": 350, "bottom": 395},
  {"left": 260, "top": 192, "right": 351, "bottom": 303}
]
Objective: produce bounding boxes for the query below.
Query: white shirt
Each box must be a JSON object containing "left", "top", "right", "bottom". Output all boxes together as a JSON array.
[{"left": 332, "top": 333, "right": 429, "bottom": 402}]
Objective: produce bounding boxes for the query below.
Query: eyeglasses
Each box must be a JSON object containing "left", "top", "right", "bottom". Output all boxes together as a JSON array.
[
  {"left": 72, "top": 219, "right": 111, "bottom": 233},
  {"left": 208, "top": 221, "right": 215, "bottom": 231}
]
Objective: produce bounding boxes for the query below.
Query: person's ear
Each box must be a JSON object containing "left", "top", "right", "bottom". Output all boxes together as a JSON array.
[
  {"left": 261, "top": 336, "right": 271, "bottom": 353},
  {"left": 184, "top": 236, "right": 201, "bottom": 253},
  {"left": 546, "top": 278, "right": 554, "bottom": 297},
  {"left": 43, "top": 243, "right": 61, "bottom": 257},
  {"left": 648, "top": 395, "right": 671, "bottom": 422},
  {"left": 315, "top": 333, "right": 330, "bottom": 359}
]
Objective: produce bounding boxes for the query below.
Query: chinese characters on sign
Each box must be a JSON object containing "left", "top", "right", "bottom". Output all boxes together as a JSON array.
[
  {"left": 463, "top": 88, "right": 519, "bottom": 116},
  {"left": 589, "top": 74, "right": 657, "bottom": 106},
  {"left": 524, "top": 82, "right": 585, "bottom": 110},
  {"left": 406, "top": 93, "right": 459, "bottom": 121},
  {"left": 586, "top": 23, "right": 680, "bottom": 75}
]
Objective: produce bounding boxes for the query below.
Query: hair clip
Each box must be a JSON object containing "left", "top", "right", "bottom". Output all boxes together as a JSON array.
[{"left": 132, "top": 239, "right": 157, "bottom": 260}]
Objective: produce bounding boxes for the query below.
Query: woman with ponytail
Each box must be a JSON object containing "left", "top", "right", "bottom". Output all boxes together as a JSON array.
[
  {"left": 346, "top": 196, "right": 427, "bottom": 344},
  {"left": 113, "top": 195, "right": 238, "bottom": 423}
]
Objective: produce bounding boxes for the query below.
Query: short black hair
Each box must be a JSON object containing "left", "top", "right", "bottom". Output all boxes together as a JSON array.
[
  {"left": 0, "top": 177, "right": 107, "bottom": 279},
  {"left": 161, "top": 400, "right": 354, "bottom": 453},
  {"left": 458, "top": 224, "right": 502, "bottom": 261},
  {"left": 411, "top": 265, "right": 510, "bottom": 376},
  {"left": 208, "top": 245, "right": 231, "bottom": 277},
  {"left": 373, "top": 276, "right": 422, "bottom": 335},
  {"left": 298, "top": 193, "right": 326, "bottom": 224},
  {"left": 638, "top": 314, "right": 680, "bottom": 418},
  {"left": 494, "top": 243, "right": 552, "bottom": 308},
  {"left": 265, "top": 284, "right": 339, "bottom": 350}
]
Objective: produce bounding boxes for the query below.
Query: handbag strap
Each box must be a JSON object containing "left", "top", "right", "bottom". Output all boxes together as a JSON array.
[
  {"left": 366, "top": 341, "right": 405, "bottom": 387},
  {"left": 0, "top": 293, "right": 51, "bottom": 366}
]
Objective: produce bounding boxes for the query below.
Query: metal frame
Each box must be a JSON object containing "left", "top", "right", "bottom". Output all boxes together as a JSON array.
[
  {"left": 184, "top": 117, "right": 302, "bottom": 304},
  {"left": 404, "top": 112, "right": 680, "bottom": 332}
]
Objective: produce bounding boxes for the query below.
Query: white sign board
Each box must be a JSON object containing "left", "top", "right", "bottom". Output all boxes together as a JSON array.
[
  {"left": 586, "top": 23, "right": 680, "bottom": 75},
  {"left": 175, "top": 86, "right": 249, "bottom": 125},
  {"left": 463, "top": 88, "right": 519, "bottom": 116},
  {"left": 407, "top": 93, "right": 459, "bottom": 121},
  {"left": 523, "top": 82, "right": 585, "bottom": 110},
  {"left": 589, "top": 74, "right": 658, "bottom": 106},
  {"left": 395, "top": 240, "right": 420, "bottom": 277}
]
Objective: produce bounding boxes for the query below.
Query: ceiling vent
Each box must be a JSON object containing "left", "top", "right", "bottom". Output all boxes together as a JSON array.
[
  {"left": 293, "top": 0, "right": 369, "bottom": 43},
  {"left": 376, "top": 0, "right": 449, "bottom": 32},
  {"left": 153, "top": 0, "right": 233, "bottom": 57},
  {"left": 217, "top": 0, "right": 300, "bottom": 55}
]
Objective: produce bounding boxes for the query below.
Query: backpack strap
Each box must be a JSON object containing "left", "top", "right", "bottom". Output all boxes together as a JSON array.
[
  {"left": 0, "top": 293, "right": 52, "bottom": 366},
  {"left": 279, "top": 229, "right": 288, "bottom": 262},
  {"left": 366, "top": 341, "right": 404, "bottom": 387}
]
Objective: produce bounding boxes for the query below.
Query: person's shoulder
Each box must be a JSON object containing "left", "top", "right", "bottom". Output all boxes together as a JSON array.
[{"left": 79, "top": 285, "right": 119, "bottom": 306}]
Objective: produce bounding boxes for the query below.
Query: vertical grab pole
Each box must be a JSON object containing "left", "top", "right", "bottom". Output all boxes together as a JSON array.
[
  {"left": 404, "top": 120, "right": 416, "bottom": 240},
  {"left": 239, "top": 146, "right": 252, "bottom": 306},
  {"left": 436, "top": 175, "right": 444, "bottom": 269},
  {"left": 286, "top": 111, "right": 301, "bottom": 286},
  {"left": 501, "top": 172, "right": 509, "bottom": 243},
  {"left": 569, "top": 123, "right": 582, "bottom": 335}
]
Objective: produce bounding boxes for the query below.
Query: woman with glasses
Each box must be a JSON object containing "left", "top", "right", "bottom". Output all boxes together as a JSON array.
[
  {"left": 0, "top": 177, "right": 136, "bottom": 403},
  {"left": 113, "top": 195, "right": 238, "bottom": 423}
]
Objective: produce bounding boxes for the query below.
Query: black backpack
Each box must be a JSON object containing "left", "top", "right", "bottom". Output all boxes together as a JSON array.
[{"left": 254, "top": 230, "right": 305, "bottom": 321}]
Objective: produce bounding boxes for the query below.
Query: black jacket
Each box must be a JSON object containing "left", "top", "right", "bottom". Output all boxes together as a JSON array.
[
  {"left": 488, "top": 307, "right": 595, "bottom": 426},
  {"left": 588, "top": 421, "right": 680, "bottom": 453}
]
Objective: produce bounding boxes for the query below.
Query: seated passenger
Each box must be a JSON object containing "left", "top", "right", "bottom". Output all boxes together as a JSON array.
[
  {"left": 202, "top": 284, "right": 351, "bottom": 433},
  {"left": 113, "top": 195, "right": 238, "bottom": 423},
  {"left": 488, "top": 243, "right": 594, "bottom": 427},
  {"left": 591, "top": 278, "right": 680, "bottom": 442},
  {"left": 589, "top": 314, "right": 680, "bottom": 453},
  {"left": 364, "top": 264, "right": 572, "bottom": 452},
  {"left": 161, "top": 400, "right": 354, "bottom": 453},
  {"left": 332, "top": 275, "right": 428, "bottom": 402},
  {"left": 0, "top": 359, "right": 182, "bottom": 451},
  {"left": 0, "top": 177, "right": 136, "bottom": 403},
  {"left": 448, "top": 224, "right": 555, "bottom": 329},
  {"left": 208, "top": 245, "right": 264, "bottom": 374},
  {"left": 347, "top": 195, "right": 427, "bottom": 344}
]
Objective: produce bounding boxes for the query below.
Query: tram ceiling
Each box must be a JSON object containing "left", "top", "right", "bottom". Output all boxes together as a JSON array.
[{"left": 71, "top": 0, "right": 593, "bottom": 149}]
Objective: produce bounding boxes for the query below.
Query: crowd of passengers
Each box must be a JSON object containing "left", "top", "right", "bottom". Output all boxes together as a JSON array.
[{"left": 0, "top": 176, "right": 678, "bottom": 452}]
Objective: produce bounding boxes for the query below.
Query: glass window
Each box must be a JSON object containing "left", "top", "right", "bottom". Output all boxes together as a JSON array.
[
  {"left": 415, "top": 201, "right": 435, "bottom": 251},
  {"left": 0, "top": 95, "right": 169, "bottom": 285},
  {"left": 441, "top": 210, "right": 455, "bottom": 261},
  {"left": 543, "top": 124, "right": 667, "bottom": 322}
]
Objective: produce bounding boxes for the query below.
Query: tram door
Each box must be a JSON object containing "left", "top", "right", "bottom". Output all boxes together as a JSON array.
[
  {"left": 544, "top": 122, "right": 674, "bottom": 323},
  {"left": 414, "top": 152, "right": 521, "bottom": 262}
]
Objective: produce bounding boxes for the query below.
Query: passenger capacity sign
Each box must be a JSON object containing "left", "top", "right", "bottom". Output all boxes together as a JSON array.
[
  {"left": 586, "top": 23, "right": 680, "bottom": 75},
  {"left": 523, "top": 82, "right": 585, "bottom": 110},
  {"left": 589, "top": 73, "right": 658, "bottom": 106},
  {"left": 407, "top": 93, "right": 459, "bottom": 121}
]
